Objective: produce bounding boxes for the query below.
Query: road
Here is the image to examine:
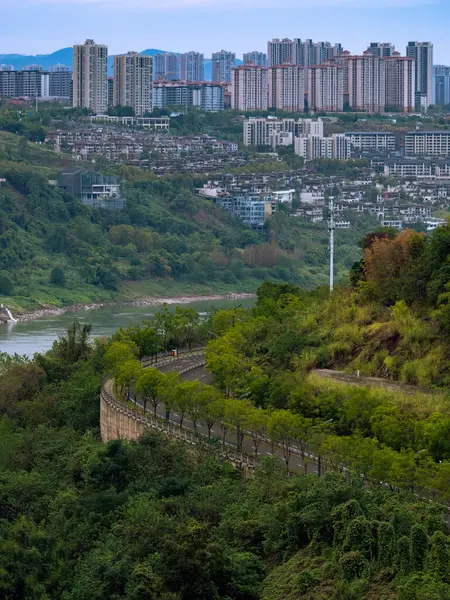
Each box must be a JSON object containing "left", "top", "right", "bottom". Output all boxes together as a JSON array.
[{"left": 137, "top": 354, "right": 319, "bottom": 475}]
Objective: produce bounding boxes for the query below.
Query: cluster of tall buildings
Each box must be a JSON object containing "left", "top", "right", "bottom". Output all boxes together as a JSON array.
[
  {"left": 231, "top": 39, "right": 433, "bottom": 114},
  {"left": 0, "top": 37, "right": 446, "bottom": 116},
  {"left": 0, "top": 63, "right": 73, "bottom": 100}
]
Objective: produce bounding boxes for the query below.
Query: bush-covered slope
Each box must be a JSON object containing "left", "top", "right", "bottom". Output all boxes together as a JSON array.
[
  {"left": 0, "top": 130, "right": 375, "bottom": 310},
  {"left": 0, "top": 326, "right": 449, "bottom": 600}
]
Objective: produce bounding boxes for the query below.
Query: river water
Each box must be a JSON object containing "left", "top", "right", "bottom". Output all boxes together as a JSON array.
[{"left": 0, "top": 297, "right": 255, "bottom": 357}]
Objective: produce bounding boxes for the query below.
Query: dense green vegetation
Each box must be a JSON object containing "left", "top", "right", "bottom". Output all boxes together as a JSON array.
[
  {"left": 1, "top": 311, "right": 450, "bottom": 600},
  {"left": 0, "top": 112, "right": 376, "bottom": 311}
]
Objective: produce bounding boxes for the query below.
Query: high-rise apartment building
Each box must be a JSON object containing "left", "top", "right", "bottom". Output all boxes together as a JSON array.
[
  {"left": 231, "top": 64, "right": 268, "bottom": 111},
  {"left": 268, "top": 64, "right": 305, "bottom": 112},
  {"left": 49, "top": 68, "right": 73, "bottom": 99},
  {"left": 243, "top": 51, "right": 267, "bottom": 67},
  {"left": 367, "top": 43, "right": 396, "bottom": 57},
  {"left": 385, "top": 53, "right": 415, "bottom": 112},
  {"left": 434, "top": 65, "right": 450, "bottom": 106},
  {"left": 212, "top": 50, "right": 235, "bottom": 83},
  {"left": 73, "top": 39, "right": 108, "bottom": 114},
  {"left": 154, "top": 53, "right": 179, "bottom": 81},
  {"left": 180, "top": 51, "right": 204, "bottom": 82},
  {"left": 0, "top": 69, "right": 49, "bottom": 98},
  {"left": 294, "top": 133, "right": 350, "bottom": 160},
  {"left": 153, "top": 81, "right": 225, "bottom": 111},
  {"left": 308, "top": 64, "right": 344, "bottom": 112},
  {"left": 267, "top": 39, "right": 301, "bottom": 67},
  {"left": 50, "top": 64, "right": 72, "bottom": 73},
  {"left": 406, "top": 41, "right": 433, "bottom": 109},
  {"left": 341, "top": 51, "right": 386, "bottom": 113},
  {"left": 113, "top": 52, "right": 153, "bottom": 116}
]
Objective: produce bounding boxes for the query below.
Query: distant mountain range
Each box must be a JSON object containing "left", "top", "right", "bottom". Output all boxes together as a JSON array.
[{"left": 0, "top": 48, "right": 243, "bottom": 81}]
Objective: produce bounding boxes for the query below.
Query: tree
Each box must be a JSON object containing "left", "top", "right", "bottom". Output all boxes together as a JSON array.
[
  {"left": 135, "top": 368, "right": 164, "bottom": 417},
  {"left": 224, "top": 398, "right": 252, "bottom": 452},
  {"left": 0, "top": 273, "right": 14, "bottom": 295},
  {"left": 410, "top": 524, "right": 428, "bottom": 572},
  {"left": 52, "top": 320, "right": 92, "bottom": 364},
  {"left": 117, "top": 359, "right": 143, "bottom": 402},
  {"left": 104, "top": 340, "right": 139, "bottom": 378},
  {"left": 50, "top": 266, "right": 65, "bottom": 286},
  {"left": 246, "top": 407, "right": 268, "bottom": 457},
  {"left": 157, "top": 371, "right": 182, "bottom": 421},
  {"left": 267, "top": 409, "right": 302, "bottom": 469},
  {"left": 197, "top": 386, "right": 223, "bottom": 439}
]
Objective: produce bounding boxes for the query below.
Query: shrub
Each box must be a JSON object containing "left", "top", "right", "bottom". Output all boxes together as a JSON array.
[
  {"left": 0, "top": 273, "right": 14, "bottom": 295},
  {"left": 341, "top": 551, "right": 368, "bottom": 581},
  {"left": 50, "top": 266, "right": 65, "bottom": 286},
  {"left": 410, "top": 525, "right": 428, "bottom": 572}
]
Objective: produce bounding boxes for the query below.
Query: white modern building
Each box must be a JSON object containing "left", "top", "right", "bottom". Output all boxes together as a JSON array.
[
  {"left": 243, "top": 117, "right": 323, "bottom": 146},
  {"left": 345, "top": 131, "right": 396, "bottom": 152},
  {"left": 405, "top": 131, "right": 450, "bottom": 157},
  {"left": 295, "top": 133, "right": 351, "bottom": 160},
  {"left": 73, "top": 39, "right": 108, "bottom": 114}
]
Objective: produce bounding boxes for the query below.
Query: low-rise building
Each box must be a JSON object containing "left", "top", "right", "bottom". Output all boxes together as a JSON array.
[
  {"left": 56, "top": 168, "right": 126, "bottom": 209},
  {"left": 345, "top": 132, "right": 396, "bottom": 153},
  {"left": 215, "top": 194, "right": 272, "bottom": 229}
]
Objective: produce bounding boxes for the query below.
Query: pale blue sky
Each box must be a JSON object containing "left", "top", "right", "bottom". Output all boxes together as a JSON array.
[{"left": 0, "top": 0, "right": 448, "bottom": 62}]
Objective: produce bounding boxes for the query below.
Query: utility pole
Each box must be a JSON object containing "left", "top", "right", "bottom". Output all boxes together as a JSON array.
[{"left": 328, "top": 196, "right": 335, "bottom": 292}]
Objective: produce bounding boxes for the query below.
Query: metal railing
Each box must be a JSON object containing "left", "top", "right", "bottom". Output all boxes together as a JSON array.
[{"left": 101, "top": 380, "right": 256, "bottom": 471}]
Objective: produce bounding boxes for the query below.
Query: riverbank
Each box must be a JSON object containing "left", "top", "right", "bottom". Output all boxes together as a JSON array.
[{"left": 5, "top": 293, "right": 255, "bottom": 324}]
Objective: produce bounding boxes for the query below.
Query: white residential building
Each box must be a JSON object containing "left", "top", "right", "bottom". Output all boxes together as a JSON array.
[
  {"left": 345, "top": 131, "right": 396, "bottom": 152},
  {"left": 294, "top": 133, "right": 350, "bottom": 160},
  {"left": 405, "top": 131, "right": 450, "bottom": 156}
]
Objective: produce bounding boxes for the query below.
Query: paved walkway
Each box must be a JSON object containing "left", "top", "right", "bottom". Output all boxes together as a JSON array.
[{"left": 136, "top": 354, "right": 319, "bottom": 475}]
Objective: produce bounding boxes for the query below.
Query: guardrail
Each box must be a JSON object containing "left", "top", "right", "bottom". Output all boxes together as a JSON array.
[
  {"left": 101, "top": 379, "right": 256, "bottom": 472},
  {"left": 141, "top": 347, "right": 205, "bottom": 368}
]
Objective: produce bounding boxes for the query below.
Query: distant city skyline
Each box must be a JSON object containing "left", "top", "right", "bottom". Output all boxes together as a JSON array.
[{"left": 1, "top": 0, "right": 449, "bottom": 63}]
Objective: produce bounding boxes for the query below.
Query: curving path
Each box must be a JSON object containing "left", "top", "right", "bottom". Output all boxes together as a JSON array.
[{"left": 135, "top": 353, "right": 319, "bottom": 475}]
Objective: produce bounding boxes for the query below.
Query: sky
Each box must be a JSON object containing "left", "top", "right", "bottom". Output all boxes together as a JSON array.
[{"left": 0, "top": 0, "right": 448, "bottom": 63}]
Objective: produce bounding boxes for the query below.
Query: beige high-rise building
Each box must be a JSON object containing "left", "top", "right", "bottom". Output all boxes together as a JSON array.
[
  {"left": 385, "top": 53, "right": 415, "bottom": 112},
  {"left": 308, "top": 63, "right": 344, "bottom": 112},
  {"left": 231, "top": 64, "right": 268, "bottom": 111},
  {"left": 73, "top": 39, "right": 108, "bottom": 114},
  {"left": 268, "top": 64, "right": 305, "bottom": 112},
  {"left": 341, "top": 51, "right": 386, "bottom": 113},
  {"left": 113, "top": 52, "right": 153, "bottom": 116}
]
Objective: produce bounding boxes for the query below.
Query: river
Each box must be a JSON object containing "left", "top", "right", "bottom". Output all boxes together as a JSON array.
[{"left": 0, "top": 297, "right": 255, "bottom": 357}]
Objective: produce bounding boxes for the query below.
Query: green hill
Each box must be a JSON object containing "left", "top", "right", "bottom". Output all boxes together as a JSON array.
[{"left": 0, "top": 128, "right": 374, "bottom": 312}]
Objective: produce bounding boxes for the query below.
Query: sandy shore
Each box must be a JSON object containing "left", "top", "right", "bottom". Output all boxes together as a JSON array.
[{"left": 5, "top": 293, "right": 255, "bottom": 324}]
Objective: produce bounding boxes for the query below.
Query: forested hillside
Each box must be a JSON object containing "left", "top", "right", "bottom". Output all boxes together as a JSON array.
[
  {"left": 1, "top": 312, "right": 449, "bottom": 600},
  {"left": 0, "top": 124, "right": 375, "bottom": 311}
]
